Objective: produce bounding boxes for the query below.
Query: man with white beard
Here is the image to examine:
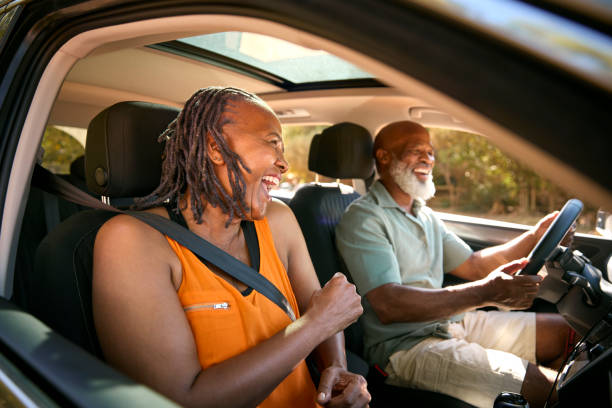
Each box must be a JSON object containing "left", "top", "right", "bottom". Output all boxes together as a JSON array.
[{"left": 335, "top": 121, "right": 573, "bottom": 408}]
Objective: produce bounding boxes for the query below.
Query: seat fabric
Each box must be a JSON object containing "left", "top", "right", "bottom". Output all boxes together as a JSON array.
[
  {"left": 290, "top": 185, "right": 360, "bottom": 286},
  {"left": 289, "top": 122, "right": 373, "bottom": 375},
  {"left": 29, "top": 101, "right": 179, "bottom": 359},
  {"left": 12, "top": 160, "right": 90, "bottom": 311},
  {"left": 32, "top": 210, "right": 116, "bottom": 358}
]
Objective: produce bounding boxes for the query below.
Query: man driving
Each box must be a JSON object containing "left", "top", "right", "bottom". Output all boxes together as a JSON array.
[{"left": 335, "top": 120, "right": 574, "bottom": 408}]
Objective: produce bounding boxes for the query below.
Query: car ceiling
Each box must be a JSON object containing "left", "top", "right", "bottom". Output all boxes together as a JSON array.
[{"left": 48, "top": 35, "right": 469, "bottom": 135}]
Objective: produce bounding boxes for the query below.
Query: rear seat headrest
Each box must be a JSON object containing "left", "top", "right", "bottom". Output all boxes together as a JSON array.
[
  {"left": 85, "top": 101, "right": 179, "bottom": 197},
  {"left": 308, "top": 122, "right": 374, "bottom": 180}
]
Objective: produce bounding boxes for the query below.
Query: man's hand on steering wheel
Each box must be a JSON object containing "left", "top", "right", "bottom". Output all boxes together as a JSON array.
[
  {"left": 532, "top": 212, "right": 559, "bottom": 243},
  {"left": 518, "top": 199, "right": 583, "bottom": 276},
  {"left": 532, "top": 211, "right": 576, "bottom": 249},
  {"left": 560, "top": 222, "right": 577, "bottom": 248}
]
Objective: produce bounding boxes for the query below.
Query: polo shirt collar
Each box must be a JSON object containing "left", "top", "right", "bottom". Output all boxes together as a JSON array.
[{"left": 370, "top": 180, "right": 425, "bottom": 216}]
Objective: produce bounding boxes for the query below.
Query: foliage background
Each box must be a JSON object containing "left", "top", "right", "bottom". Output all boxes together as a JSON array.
[
  {"left": 427, "top": 128, "right": 597, "bottom": 233},
  {"left": 40, "top": 127, "right": 85, "bottom": 174}
]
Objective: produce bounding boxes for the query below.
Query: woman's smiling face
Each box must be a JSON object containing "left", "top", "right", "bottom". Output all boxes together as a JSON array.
[{"left": 217, "top": 98, "right": 288, "bottom": 220}]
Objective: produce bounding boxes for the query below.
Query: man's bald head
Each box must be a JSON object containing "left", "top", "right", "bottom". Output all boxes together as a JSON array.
[{"left": 373, "top": 121, "right": 431, "bottom": 173}]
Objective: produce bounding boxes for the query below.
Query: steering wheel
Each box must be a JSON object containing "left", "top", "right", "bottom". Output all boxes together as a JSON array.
[{"left": 518, "top": 199, "right": 583, "bottom": 275}]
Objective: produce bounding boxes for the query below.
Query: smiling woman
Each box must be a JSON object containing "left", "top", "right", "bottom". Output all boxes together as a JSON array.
[{"left": 91, "top": 86, "right": 370, "bottom": 408}]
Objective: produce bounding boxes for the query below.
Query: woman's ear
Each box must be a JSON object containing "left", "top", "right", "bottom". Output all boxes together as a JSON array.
[{"left": 206, "top": 132, "right": 225, "bottom": 165}]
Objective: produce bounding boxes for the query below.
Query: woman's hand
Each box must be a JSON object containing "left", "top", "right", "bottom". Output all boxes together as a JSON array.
[
  {"left": 317, "top": 366, "right": 370, "bottom": 408},
  {"left": 305, "top": 273, "right": 363, "bottom": 339}
]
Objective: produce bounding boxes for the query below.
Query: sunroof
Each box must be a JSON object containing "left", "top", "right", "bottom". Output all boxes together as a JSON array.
[{"left": 176, "top": 32, "right": 374, "bottom": 84}]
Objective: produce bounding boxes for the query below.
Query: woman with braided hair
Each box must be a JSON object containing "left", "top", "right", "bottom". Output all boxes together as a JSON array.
[{"left": 92, "top": 87, "right": 370, "bottom": 408}]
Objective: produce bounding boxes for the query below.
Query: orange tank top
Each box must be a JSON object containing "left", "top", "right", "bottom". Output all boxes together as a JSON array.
[{"left": 166, "top": 218, "right": 319, "bottom": 408}]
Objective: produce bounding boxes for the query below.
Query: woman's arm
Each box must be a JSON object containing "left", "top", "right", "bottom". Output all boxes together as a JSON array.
[
  {"left": 93, "top": 213, "right": 362, "bottom": 408},
  {"left": 266, "top": 201, "right": 370, "bottom": 406}
]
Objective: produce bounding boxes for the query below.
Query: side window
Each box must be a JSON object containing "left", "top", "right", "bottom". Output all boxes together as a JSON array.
[
  {"left": 0, "top": 4, "right": 20, "bottom": 53},
  {"left": 428, "top": 128, "right": 599, "bottom": 235},
  {"left": 39, "top": 126, "right": 85, "bottom": 174},
  {"left": 274, "top": 124, "right": 348, "bottom": 200},
  {"left": 281, "top": 125, "right": 326, "bottom": 189}
]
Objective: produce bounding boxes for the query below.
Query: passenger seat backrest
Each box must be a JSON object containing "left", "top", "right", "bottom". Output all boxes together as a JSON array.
[
  {"left": 289, "top": 123, "right": 374, "bottom": 285},
  {"left": 31, "top": 102, "right": 179, "bottom": 358},
  {"left": 288, "top": 122, "right": 374, "bottom": 356}
]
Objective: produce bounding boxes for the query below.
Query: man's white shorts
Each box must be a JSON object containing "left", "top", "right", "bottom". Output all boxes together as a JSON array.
[{"left": 384, "top": 310, "right": 536, "bottom": 408}]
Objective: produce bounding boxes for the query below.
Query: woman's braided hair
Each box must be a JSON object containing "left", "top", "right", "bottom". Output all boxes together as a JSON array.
[{"left": 133, "top": 86, "right": 265, "bottom": 224}]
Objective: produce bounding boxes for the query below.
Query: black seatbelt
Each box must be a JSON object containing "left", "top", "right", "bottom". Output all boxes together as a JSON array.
[
  {"left": 32, "top": 166, "right": 296, "bottom": 321},
  {"left": 42, "top": 191, "right": 60, "bottom": 233}
]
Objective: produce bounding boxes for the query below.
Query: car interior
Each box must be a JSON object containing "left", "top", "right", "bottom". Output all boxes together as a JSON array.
[{"left": 2, "top": 7, "right": 612, "bottom": 408}]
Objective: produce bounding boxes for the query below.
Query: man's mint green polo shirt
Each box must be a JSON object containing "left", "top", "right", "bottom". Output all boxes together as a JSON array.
[{"left": 335, "top": 180, "right": 473, "bottom": 368}]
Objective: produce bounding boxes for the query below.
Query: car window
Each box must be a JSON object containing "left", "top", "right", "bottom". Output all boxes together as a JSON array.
[
  {"left": 428, "top": 128, "right": 600, "bottom": 235},
  {"left": 39, "top": 126, "right": 85, "bottom": 175},
  {"left": 280, "top": 125, "right": 326, "bottom": 188},
  {"left": 177, "top": 32, "right": 374, "bottom": 84},
  {"left": 0, "top": 4, "right": 20, "bottom": 54}
]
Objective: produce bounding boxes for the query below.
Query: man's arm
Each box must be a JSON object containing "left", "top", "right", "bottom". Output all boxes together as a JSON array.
[
  {"left": 366, "top": 259, "right": 541, "bottom": 324},
  {"left": 336, "top": 204, "right": 542, "bottom": 326},
  {"left": 449, "top": 212, "right": 558, "bottom": 281}
]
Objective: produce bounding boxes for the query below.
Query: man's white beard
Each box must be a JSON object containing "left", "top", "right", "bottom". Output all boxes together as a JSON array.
[{"left": 389, "top": 157, "right": 436, "bottom": 201}]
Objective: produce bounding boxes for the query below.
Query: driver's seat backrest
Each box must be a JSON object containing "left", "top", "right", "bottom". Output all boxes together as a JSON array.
[
  {"left": 288, "top": 122, "right": 374, "bottom": 355},
  {"left": 31, "top": 102, "right": 179, "bottom": 358}
]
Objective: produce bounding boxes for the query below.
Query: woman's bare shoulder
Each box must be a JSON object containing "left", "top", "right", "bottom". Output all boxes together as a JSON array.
[
  {"left": 95, "top": 208, "right": 179, "bottom": 277},
  {"left": 265, "top": 198, "right": 294, "bottom": 220},
  {"left": 265, "top": 199, "right": 300, "bottom": 233},
  {"left": 98, "top": 210, "right": 163, "bottom": 241},
  {"left": 264, "top": 199, "right": 308, "bottom": 265},
  {"left": 98, "top": 207, "right": 169, "bottom": 237}
]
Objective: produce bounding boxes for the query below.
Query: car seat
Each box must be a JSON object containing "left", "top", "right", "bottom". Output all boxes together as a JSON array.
[
  {"left": 288, "top": 123, "right": 372, "bottom": 357},
  {"left": 12, "top": 156, "right": 93, "bottom": 311},
  {"left": 288, "top": 123, "right": 475, "bottom": 408},
  {"left": 30, "top": 101, "right": 179, "bottom": 358}
]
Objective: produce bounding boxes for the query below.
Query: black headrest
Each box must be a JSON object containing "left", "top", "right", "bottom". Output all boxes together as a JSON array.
[
  {"left": 308, "top": 122, "right": 374, "bottom": 179},
  {"left": 85, "top": 101, "right": 179, "bottom": 197},
  {"left": 70, "top": 155, "right": 86, "bottom": 181}
]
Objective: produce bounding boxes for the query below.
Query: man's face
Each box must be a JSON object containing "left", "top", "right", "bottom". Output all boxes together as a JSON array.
[
  {"left": 389, "top": 131, "right": 436, "bottom": 200},
  {"left": 396, "top": 131, "right": 435, "bottom": 181}
]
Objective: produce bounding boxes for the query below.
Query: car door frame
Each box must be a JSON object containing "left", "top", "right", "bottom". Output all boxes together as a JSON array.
[{"left": 0, "top": 0, "right": 611, "bottom": 405}]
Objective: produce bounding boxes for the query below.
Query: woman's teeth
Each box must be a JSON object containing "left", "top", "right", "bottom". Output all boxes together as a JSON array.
[{"left": 262, "top": 176, "right": 280, "bottom": 190}]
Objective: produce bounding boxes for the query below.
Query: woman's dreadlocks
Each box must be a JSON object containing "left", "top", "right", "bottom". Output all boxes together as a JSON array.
[{"left": 133, "top": 87, "right": 265, "bottom": 225}]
